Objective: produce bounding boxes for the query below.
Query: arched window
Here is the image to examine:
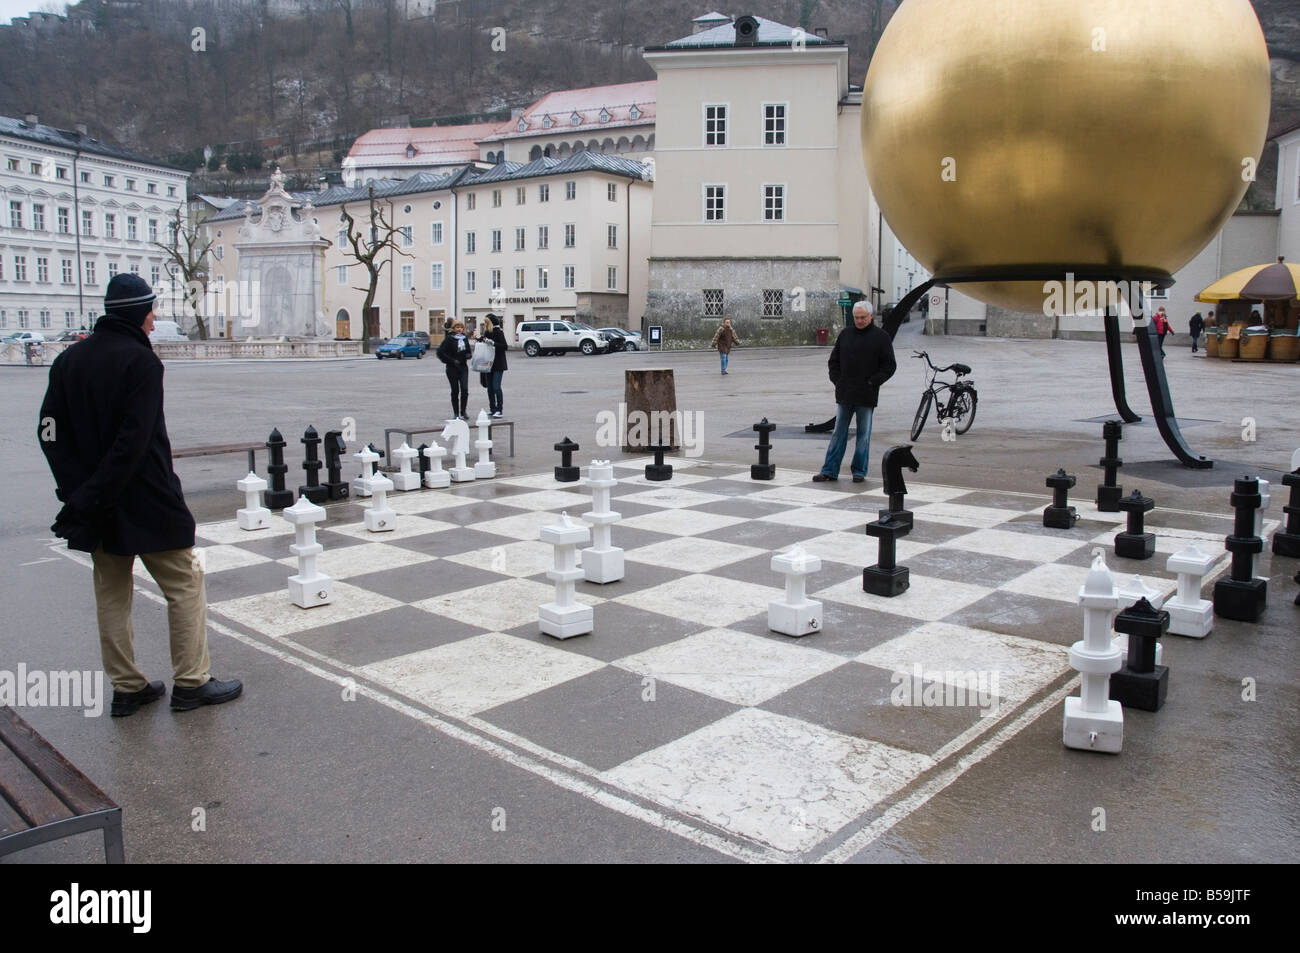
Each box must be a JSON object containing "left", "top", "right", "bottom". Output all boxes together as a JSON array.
[{"left": 529, "top": 145, "right": 543, "bottom": 161}]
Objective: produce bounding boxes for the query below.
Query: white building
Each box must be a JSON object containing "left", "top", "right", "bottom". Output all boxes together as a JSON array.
[{"left": 0, "top": 114, "right": 189, "bottom": 334}]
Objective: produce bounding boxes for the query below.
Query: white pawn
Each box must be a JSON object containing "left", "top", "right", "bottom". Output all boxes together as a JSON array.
[
  {"left": 1064, "top": 554, "right": 1124, "bottom": 753},
  {"left": 474, "top": 409, "right": 496, "bottom": 479},
  {"left": 582, "top": 460, "right": 624, "bottom": 583},
  {"left": 284, "top": 496, "right": 332, "bottom": 608},
  {"left": 768, "top": 544, "right": 822, "bottom": 637},
  {"left": 422, "top": 441, "right": 450, "bottom": 489},
  {"left": 236, "top": 470, "right": 271, "bottom": 531},
  {"left": 391, "top": 442, "right": 421, "bottom": 491},
  {"left": 355, "top": 447, "right": 396, "bottom": 532},
  {"left": 351, "top": 445, "right": 378, "bottom": 498},
  {"left": 539, "top": 511, "right": 593, "bottom": 639},
  {"left": 442, "top": 418, "right": 475, "bottom": 483},
  {"left": 1164, "top": 544, "right": 1215, "bottom": 638}
]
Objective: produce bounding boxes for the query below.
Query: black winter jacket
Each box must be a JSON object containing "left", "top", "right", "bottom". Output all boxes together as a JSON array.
[
  {"left": 827, "top": 322, "right": 897, "bottom": 407},
  {"left": 478, "top": 327, "right": 509, "bottom": 372},
  {"left": 38, "top": 317, "right": 196, "bottom": 555},
  {"left": 437, "top": 332, "right": 472, "bottom": 366}
]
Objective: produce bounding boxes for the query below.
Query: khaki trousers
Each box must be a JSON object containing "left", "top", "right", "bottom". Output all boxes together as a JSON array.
[{"left": 91, "top": 546, "right": 211, "bottom": 692}]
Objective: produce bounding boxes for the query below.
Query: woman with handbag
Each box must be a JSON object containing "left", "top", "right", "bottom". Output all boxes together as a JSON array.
[
  {"left": 436, "top": 320, "right": 472, "bottom": 420},
  {"left": 475, "top": 315, "right": 509, "bottom": 418}
]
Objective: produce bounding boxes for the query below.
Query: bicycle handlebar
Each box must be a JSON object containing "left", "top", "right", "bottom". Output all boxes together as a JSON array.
[{"left": 912, "top": 350, "right": 970, "bottom": 377}]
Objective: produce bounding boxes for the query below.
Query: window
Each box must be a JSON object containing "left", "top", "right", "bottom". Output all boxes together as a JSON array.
[
  {"left": 539, "top": 184, "right": 550, "bottom": 202},
  {"left": 126, "top": 178, "right": 136, "bottom": 191},
  {"left": 400, "top": 265, "right": 414, "bottom": 291},
  {"left": 337, "top": 265, "right": 348, "bottom": 284},
  {"left": 491, "top": 229, "right": 502, "bottom": 253},
  {"left": 764, "top": 104, "right": 787, "bottom": 145},
  {"left": 337, "top": 228, "right": 348, "bottom": 247},
  {"left": 40, "top": 310, "right": 51, "bottom": 329},
  {"left": 564, "top": 223, "right": 576, "bottom": 248},
  {"left": 401, "top": 225, "right": 413, "bottom": 248},
  {"left": 32, "top": 205, "right": 44, "bottom": 231},
  {"left": 514, "top": 267, "right": 525, "bottom": 291},
  {"left": 430, "top": 221, "right": 443, "bottom": 245},
  {"left": 705, "top": 185, "right": 726, "bottom": 222},
  {"left": 58, "top": 207, "right": 69, "bottom": 233},
  {"left": 167, "top": 185, "right": 176, "bottom": 198},
  {"left": 538, "top": 225, "right": 549, "bottom": 250},
  {"left": 80, "top": 170, "right": 90, "bottom": 183},
  {"left": 214, "top": 245, "right": 223, "bottom": 261},
  {"left": 703, "top": 289, "right": 724, "bottom": 317},
  {"left": 30, "top": 161, "right": 42, "bottom": 175},
  {"left": 104, "top": 213, "right": 116, "bottom": 238},
  {"left": 151, "top": 265, "right": 160, "bottom": 286},
  {"left": 608, "top": 183, "right": 617, "bottom": 202},
  {"left": 466, "top": 193, "right": 476, "bottom": 210},
  {"left": 514, "top": 227, "right": 525, "bottom": 251},
  {"left": 5, "top": 158, "right": 17, "bottom": 171},
  {"left": 56, "top": 166, "right": 68, "bottom": 181},
  {"left": 490, "top": 268, "right": 502, "bottom": 290},
  {"left": 763, "top": 184, "right": 785, "bottom": 221},
  {"left": 36, "top": 257, "right": 48, "bottom": 282},
  {"left": 85, "top": 260, "right": 96, "bottom": 284},
  {"left": 607, "top": 266, "right": 618, "bottom": 291},
  {"left": 148, "top": 219, "right": 158, "bottom": 242},
  {"left": 0, "top": 309, "right": 5, "bottom": 327},
  {"left": 537, "top": 267, "right": 548, "bottom": 289},
  {"left": 107, "top": 261, "right": 118, "bottom": 278},
  {"left": 8, "top": 201, "right": 22, "bottom": 229},
  {"left": 492, "top": 189, "right": 502, "bottom": 208},
  {"left": 13, "top": 256, "right": 27, "bottom": 281},
  {"left": 0, "top": 258, "right": 4, "bottom": 280},
  {"left": 65, "top": 311, "right": 75, "bottom": 328},
  {"left": 103, "top": 174, "right": 114, "bottom": 187},
  {"left": 147, "top": 182, "right": 156, "bottom": 194},
  {"left": 705, "top": 105, "right": 727, "bottom": 146},
  {"left": 466, "top": 232, "right": 476, "bottom": 254},
  {"left": 516, "top": 187, "right": 526, "bottom": 205},
  {"left": 466, "top": 270, "right": 476, "bottom": 292},
  {"left": 61, "top": 259, "right": 73, "bottom": 283},
  {"left": 563, "top": 265, "right": 575, "bottom": 289},
  {"left": 763, "top": 289, "right": 784, "bottom": 317},
  {"left": 430, "top": 262, "right": 444, "bottom": 290},
  {"left": 127, "top": 216, "right": 138, "bottom": 241},
  {"left": 565, "top": 181, "right": 576, "bottom": 200},
  {"left": 129, "top": 263, "right": 139, "bottom": 275},
  {"left": 607, "top": 224, "right": 617, "bottom": 249},
  {"left": 18, "top": 310, "right": 28, "bottom": 328}
]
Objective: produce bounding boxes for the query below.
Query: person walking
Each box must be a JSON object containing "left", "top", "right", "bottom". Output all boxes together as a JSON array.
[
  {"left": 437, "top": 320, "right": 472, "bottom": 420},
  {"left": 1153, "top": 306, "right": 1171, "bottom": 355},
  {"left": 477, "top": 315, "right": 509, "bottom": 418},
  {"left": 814, "top": 300, "right": 896, "bottom": 485},
  {"left": 710, "top": 317, "right": 741, "bottom": 374},
  {"left": 37, "top": 274, "right": 243, "bottom": 716},
  {"left": 1189, "top": 311, "right": 1205, "bottom": 353}
]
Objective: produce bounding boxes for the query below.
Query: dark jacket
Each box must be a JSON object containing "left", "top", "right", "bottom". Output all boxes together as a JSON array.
[
  {"left": 1189, "top": 314, "right": 1205, "bottom": 336},
  {"left": 437, "top": 332, "right": 472, "bottom": 366},
  {"left": 828, "top": 322, "right": 897, "bottom": 407},
  {"left": 38, "top": 316, "right": 196, "bottom": 555},
  {"left": 479, "top": 326, "right": 509, "bottom": 373}
]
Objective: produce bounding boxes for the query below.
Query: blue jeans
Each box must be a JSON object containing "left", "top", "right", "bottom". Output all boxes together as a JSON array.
[
  {"left": 720, "top": 351, "right": 729, "bottom": 373},
  {"left": 820, "top": 404, "right": 874, "bottom": 479},
  {"left": 488, "top": 370, "right": 504, "bottom": 414}
]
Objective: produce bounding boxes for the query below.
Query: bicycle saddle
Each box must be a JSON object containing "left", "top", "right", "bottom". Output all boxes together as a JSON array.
[{"left": 950, "top": 363, "right": 972, "bottom": 376}]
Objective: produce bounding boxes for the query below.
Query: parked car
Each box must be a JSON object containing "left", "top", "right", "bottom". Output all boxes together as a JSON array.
[
  {"left": 149, "top": 320, "right": 188, "bottom": 342},
  {"left": 3, "top": 330, "right": 46, "bottom": 345},
  {"left": 56, "top": 330, "right": 89, "bottom": 342},
  {"left": 515, "top": 321, "right": 607, "bottom": 357},
  {"left": 598, "top": 327, "right": 641, "bottom": 352},
  {"left": 376, "top": 334, "right": 427, "bottom": 359},
  {"left": 407, "top": 331, "right": 431, "bottom": 348}
]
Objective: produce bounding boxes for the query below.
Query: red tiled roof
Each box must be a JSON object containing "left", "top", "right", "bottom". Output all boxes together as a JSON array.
[
  {"left": 346, "top": 120, "right": 510, "bottom": 166},
  {"left": 484, "top": 80, "right": 657, "bottom": 142}
]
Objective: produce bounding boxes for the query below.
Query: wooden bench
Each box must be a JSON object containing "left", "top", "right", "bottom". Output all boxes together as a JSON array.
[
  {"left": 383, "top": 421, "right": 515, "bottom": 468},
  {"left": 173, "top": 442, "right": 262, "bottom": 473},
  {"left": 0, "top": 706, "right": 124, "bottom": 863}
]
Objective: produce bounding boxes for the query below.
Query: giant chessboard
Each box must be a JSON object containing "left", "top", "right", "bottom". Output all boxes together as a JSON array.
[{"left": 164, "top": 458, "right": 1257, "bottom": 861}]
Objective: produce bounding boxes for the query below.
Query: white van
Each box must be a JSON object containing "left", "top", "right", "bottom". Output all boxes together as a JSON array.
[{"left": 149, "top": 321, "right": 188, "bottom": 342}]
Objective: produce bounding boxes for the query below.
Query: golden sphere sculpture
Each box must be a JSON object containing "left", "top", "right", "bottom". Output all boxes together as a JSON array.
[{"left": 861, "top": 0, "right": 1272, "bottom": 313}]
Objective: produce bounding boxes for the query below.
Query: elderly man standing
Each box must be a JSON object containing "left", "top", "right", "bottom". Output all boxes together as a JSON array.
[
  {"left": 814, "top": 300, "right": 897, "bottom": 484},
  {"left": 38, "top": 274, "right": 243, "bottom": 716}
]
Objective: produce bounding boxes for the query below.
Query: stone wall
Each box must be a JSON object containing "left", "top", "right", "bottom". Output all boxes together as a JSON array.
[
  {"left": 983, "top": 306, "right": 1056, "bottom": 339},
  {"left": 574, "top": 292, "right": 629, "bottom": 329},
  {"left": 646, "top": 257, "right": 842, "bottom": 348}
]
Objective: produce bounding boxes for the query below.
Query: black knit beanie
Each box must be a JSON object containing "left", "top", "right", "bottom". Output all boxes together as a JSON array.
[{"left": 104, "top": 273, "right": 157, "bottom": 325}]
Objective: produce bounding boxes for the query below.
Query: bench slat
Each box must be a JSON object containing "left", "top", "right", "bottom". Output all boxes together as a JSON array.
[
  {"left": 0, "top": 708, "right": 116, "bottom": 816},
  {"left": 0, "top": 741, "right": 74, "bottom": 827},
  {"left": 173, "top": 443, "right": 262, "bottom": 458},
  {"left": 0, "top": 789, "right": 31, "bottom": 838}
]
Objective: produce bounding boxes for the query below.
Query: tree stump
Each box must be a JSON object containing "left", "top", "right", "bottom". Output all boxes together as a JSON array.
[{"left": 622, "top": 368, "right": 680, "bottom": 452}]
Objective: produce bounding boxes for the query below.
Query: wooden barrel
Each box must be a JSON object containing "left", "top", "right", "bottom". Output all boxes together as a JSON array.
[
  {"left": 1240, "top": 328, "right": 1269, "bottom": 360},
  {"left": 1205, "top": 329, "right": 1220, "bottom": 357},
  {"left": 1268, "top": 331, "right": 1300, "bottom": 362}
]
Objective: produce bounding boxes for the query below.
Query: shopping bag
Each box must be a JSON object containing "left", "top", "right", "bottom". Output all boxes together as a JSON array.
[{"left": 470, "top": 338, "right": 495, "bottom": 373}]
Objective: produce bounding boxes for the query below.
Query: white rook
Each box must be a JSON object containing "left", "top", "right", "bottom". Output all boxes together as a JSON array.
[
  {"left": 422, "top": 441, "right": 450, "bottom": 489},
  {"left": 1253, "top": 478, "right": 1270, "bottom": 578},
  {"left": 539, "top": 511, "right": 593, "bottom": 639},
  {"left": 236, "top": 470, "right": 271, "bottom": 531},
  {"left": 1064, "top": 554, "right": 1124, "bottom": 754},
  {"left": 581, "top": 460, "right": 623, "bottom": 584},
  {"left": 474, "top": 410, "right": 496, "bottom": 479},
  {"left": 768, "top": 544, "right": 822, "bottom": 637},
  {"left": 442, "top": 418, "right": 475, "bottom": 483},
  {"left": 356, "top": 447, "right": 396, "bottom": 532},
  {"left": 284, "top": 496, "right": 332, "bottom": 608},
  {"left": 391, "top": 442, "right": 421, "bottom": 491},
  {"left": 1112, "top": 575, "right": 1165, "bottom": 665},
  {"left": 1164, "top": 544, "right": 1215, "bottom": 638}
]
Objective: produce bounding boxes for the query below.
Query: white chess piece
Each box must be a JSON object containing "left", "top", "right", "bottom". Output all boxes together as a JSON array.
[
  {"left": 1064, "top": 554, "right": 1124, "bottom": 753},
  {"left": 1164, "top": 544, "right": 1215, "bottom": 638},
  {"left": 284, "top": 496, "right": 332, "bottom": 608},
  {"left": 422, "top": 441, "right": 450, "bottom": 489},
  {"left": 236, "top": 470, "right": 271, "bottom": 530},
  {"left": 581, "top": 460, "right": 623, "bottom": 583},
  {"left": 1252, "top": 478, "right": 1270, "bottom": 579},
  {"left": 474, "top": 409, "right": 496, "bottom": 479},
  {"left": 351, "top": 445, "right": 378, "bottom": 498},
  {"left": 391, "top": 442, "right": 421, "bottom": 491},
  {"left": 441, "top": 418, "right": 475, "bottom": 483},
  {"left": 768, "top": 544, "right": 822, "bottom": 637},
  {"left": 355, "top": 447, "right": 396, "bottom": 532},
  {"left": 539, "top": 511, "right": 593, "bottom": 639}
]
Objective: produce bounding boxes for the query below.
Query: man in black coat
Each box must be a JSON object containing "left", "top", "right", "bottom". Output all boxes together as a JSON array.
[
  {"left": 38, "top": 274, "right": 242, "bottom": 716},
  {"left": 814, "top": 300, "right": 897, "bottom": 484}
]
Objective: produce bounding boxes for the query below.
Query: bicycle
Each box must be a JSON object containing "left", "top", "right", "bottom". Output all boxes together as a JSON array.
[{"left": 910, "top": 350, "right": 977, "bottom": 441}]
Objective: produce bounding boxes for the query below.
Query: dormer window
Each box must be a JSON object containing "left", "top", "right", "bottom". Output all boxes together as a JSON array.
[
  {"left": 599, "top": 108, "right": 611, "bottom": 123},
  {"left": 571, "top": 112, "right": 582, "bottom": 126},
  {"left": 629, "top": 105, "right": 641, "bottom": 121},
  {"left": 517, "top": 118, "right": 528, "bottom": 132},
  {"left": 405, "top": 144, "right": 416, "bottom": 159},
  {"left": 542, "top": 115, "right": 554, "bottom": 130}
]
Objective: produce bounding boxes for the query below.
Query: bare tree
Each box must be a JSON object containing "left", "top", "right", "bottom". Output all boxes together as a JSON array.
[
  {"left": 156, "top": 209, "right": 214, "bottom": 340},
  {"left": 337, "top": 186, "right": 413, "bottom": 353}
]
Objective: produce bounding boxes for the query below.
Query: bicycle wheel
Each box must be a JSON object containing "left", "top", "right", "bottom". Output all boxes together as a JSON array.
[
  {"left": 953, "top": 387, "right": 978, "bottom": 434},
  {"left": 910, "top": 391, "right": 933, "bottom": 441}
]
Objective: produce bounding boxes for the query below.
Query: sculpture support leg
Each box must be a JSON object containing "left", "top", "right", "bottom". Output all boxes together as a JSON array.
[
  {"left": 1132, "top": 318, "right": 1213, "bottom": 470},
  {"left": 1104, "top": 307, "right": 1142, "bottom": 424}
]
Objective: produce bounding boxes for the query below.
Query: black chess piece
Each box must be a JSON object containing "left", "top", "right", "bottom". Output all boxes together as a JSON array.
[
  {"left": 751, "top": 418, "right": 776, "bottom": 480},
  {"left": 417, "top": 442, "right": 431, "bottom": 478},
  {"left": 1293, "top": 569, "right": 1299, "bottom": 607},
  {"left": 1115, "top": 489, "right": 1155, "bottom": 559},
  {"left": 1109, "top": 597, "right": 1170, "bottom": 712},
  {"left": 646, "top": 444, "right": 673, "bottom": 482},
  {"left": 297, "top": 426, "right": 328, "bottom": 504},
  {"left": 322, "top": 430, "right": 349, "bottom": 500},
  {"left": 264, "top": 428, "right": 295, "bottom": 510},
  {"left": 554, "top": 437, "right": 579, "bottom": 482},
  {"left": 1044, "top": 468, "right": 1079, "bottom": 529},
  {"left": 1096, "top": 420, "right": 1124, "bottom": 512},
  {"left": 1272, "top": 465, "right": 1300, "bottom": 558},
  {"left": 1213, "top": 476, "right": 1268, "bottom": 621},
  {"left": 863, "top": 446, "right": 919, "bottom": 597}
]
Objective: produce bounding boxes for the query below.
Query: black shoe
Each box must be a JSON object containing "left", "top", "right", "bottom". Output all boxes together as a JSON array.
[
  {"left": 852, "top": 476, "right": 866, "bottom": 483},
  {"left": 171, "top": 676, "right": 243, "bottom": 712},
  {"left": 111, "top": 680, "right": 165, "bottom": 717},
  {"left": 812, "top": 473, "right": 837, "bottom": 482}
]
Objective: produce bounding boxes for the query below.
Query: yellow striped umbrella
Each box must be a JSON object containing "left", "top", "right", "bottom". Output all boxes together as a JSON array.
[{"left": 1196, "top": 257, "right": 1300, "bottom": 303}]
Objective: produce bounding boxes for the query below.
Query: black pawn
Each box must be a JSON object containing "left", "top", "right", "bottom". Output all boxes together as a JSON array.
[
  {"left": 322, "top": 430, "right": 349, "bottom": 501},
  {"left": 1272, "top": 466, "right": 1300, "bottom": 558},
  {"left": 863, "top": 511, "right": 912, "bottom": 596},
  {"left": 1096, "top": 420, "right": 1124, "bottom": 512},
  {"left": 1109, "top": 597, "right": 1169, "bottom": 712},
  {"left": 1115, "top": 489, "right": 1155, "bottom": 559},
  {"left": 554, "top": 437, "right": 579, "bottom": 482},
  {"left": 751, "top": 418, "right": 776, "bottom": 480},
  {"left": 1044, "top": 468, "right": 1079, "bottom": 529},
  {"left": 264, "top": 428, "right": 295, "bottom": 510},
  {"left": 298, "top": 426, "right": 328, "bottom": 504},
  {"left": 646, "top": 444, "right": 673, "bottom": 482},
  {"left": 1213, "top": 476, "right": 1268, "bottom": 621},
  {"left": 417, "top": 442, "right": 431, "bottom": 477}
]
